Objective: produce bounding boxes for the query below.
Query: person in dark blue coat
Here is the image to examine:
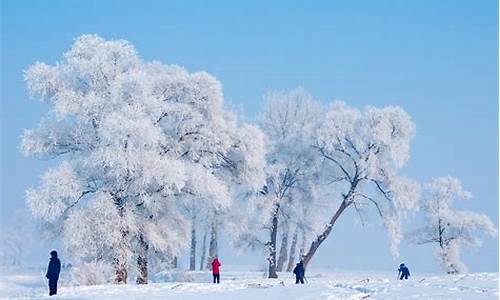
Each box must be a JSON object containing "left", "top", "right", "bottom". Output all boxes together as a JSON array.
[
  {"left": 398, "top": 263, "right": 410, "bottom": 280},
  {"left": 293, "top": 260, "right": 305, "bottom": 284},
  {"left": 45, "top": 250, "right": 61, "bottom": 296}
]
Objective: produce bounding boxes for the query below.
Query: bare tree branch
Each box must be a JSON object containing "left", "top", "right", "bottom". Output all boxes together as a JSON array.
[
  {"left": 314, "top": 145, "right": 352, "bottom": 183},
  {"left": 371, "top": 179, "right": 392, "bottom": 202},
  {"left": 353, "top": 201, "right": 366, "bottom": 227}
]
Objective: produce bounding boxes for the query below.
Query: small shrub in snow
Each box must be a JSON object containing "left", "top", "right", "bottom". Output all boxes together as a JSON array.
[
  {"left": 153, "top": 270, "right": 194, "bottom": 283},
  {"left": 69, "top": 261, "right": 115, "bottom": 286}
]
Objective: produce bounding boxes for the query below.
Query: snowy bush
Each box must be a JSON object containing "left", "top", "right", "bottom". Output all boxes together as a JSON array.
[
  {"left": 69, "top": 261, "right": 115, "bottom": 286},
  {"left": 153, "top": 270, "right": 194, "bottom": 283}
]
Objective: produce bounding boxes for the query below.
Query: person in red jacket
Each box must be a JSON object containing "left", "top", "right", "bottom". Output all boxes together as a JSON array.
[{"left": 211, "top": 257, "right": 221, "bottom": 284}]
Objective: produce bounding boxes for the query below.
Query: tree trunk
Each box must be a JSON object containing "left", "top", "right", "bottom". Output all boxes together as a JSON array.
[
  {"left": 114, "top": 230, "right": 128, "bottom": 284},
  {"left": 172, "top": 256, "right": 178, "bottom": 269},
  {"left": 114, "top": 257, "right": 128, "bottom": 284},
  {"left": 440, "top": 243, "right": 459, "bottom": 274},
  {"left": 438, "top": 218, "right": 444, "bottom": 248},
  {"left": 286, "top": 227, "right": 299, "bottom": 272},
  {"left": 136, "top": 233, "right": 149, "bottom": 284},
  {"left": 302, "top": 198, "right": 351, "bottom": 268},
  {"left": 166, "top": 247, "right": 177, "bottom": 269},
  {"left": 206, "top": 221, "right": 219, "bottom": 269},
  {"left": 276, "top": 224, "right": 289, "bottom": 272},
  {"left": 189, "top": 215, "right": 197, "bottom": 271},
  {"left": 267, "top": 204, "right": 279, "bottom": 279},
  {"left": 113, "top": 198, "right": 128, "bottom": 284},
  {"left": 299, "top": 227, "right": 306, "bottom": 258},
  {"left": 199, "top": 230, "right": 208, "bottom": 270}
]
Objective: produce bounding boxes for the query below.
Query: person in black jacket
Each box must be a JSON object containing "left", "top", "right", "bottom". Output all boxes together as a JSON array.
[
  {"left": 293, "top": 260, "right": 305, "bottom": 284},
  {"left": 45, "top": 250, "right": 61, "bottom": 296}
]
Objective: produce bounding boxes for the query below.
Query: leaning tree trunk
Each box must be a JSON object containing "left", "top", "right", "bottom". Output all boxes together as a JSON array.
[
  {"left": 206, "top": 221, "right": 219, "bottom": 269},
  {"left": 286, "top": 227, "right": 299, "bottom": 272},
  {"left": 189, "top": 215, "right": 197, "bottom": 271},
  {"left": 136, "top": 233, "right": 149, "bottom": 284},
  {"left": 302, "top": 194, "right": 353, "bottom": 268},
  {"left": 199, "top": 230, "right": 208, "bottom": 270},
  {"left": 267, "top": 203, "right": 279, "bottom": 279},
  {"left": 276, "top": 224, "right": 289, "bottom": 272}
]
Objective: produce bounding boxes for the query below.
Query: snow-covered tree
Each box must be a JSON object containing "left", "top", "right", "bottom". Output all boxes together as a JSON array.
[
  {"left": 0, "top": 227, "right": 26, "bottom": 266},
  {"left": 284, "top": 190, "right": 320, "bottom": 272},
  {"left": 182, "top": 195, "right": 226, "bottom": 271},
  {"left": 411, "top": 177, "right": 496, "bottom": 274},
  {"left": 195, "top": 124, "right": 267, "bottom": 271},
  {"left": 22, "top": 34, "right": 265, "bottom": 284},
  {"left": 0, "top": 209, "right": 34, "bottom": 266},
  {"left": 302, "top": 101, "right": 420, "bottom": 267},
  {"left": 238, "top": 88, "right": 323, "bottom": 278}
]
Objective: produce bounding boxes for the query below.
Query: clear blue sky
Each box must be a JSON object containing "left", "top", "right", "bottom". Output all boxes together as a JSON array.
[{"left": 1, "top": 0, "right": 498, "bottom": 272}]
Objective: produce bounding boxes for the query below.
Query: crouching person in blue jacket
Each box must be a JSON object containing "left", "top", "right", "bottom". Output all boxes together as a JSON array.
[{"left": 398, "top": 263, "right": 410, "bottom": 280}]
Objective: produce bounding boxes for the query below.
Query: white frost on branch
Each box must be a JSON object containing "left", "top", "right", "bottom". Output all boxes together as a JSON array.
[{"left": 26, "top": 162, "right": 84, "bottom": 222}]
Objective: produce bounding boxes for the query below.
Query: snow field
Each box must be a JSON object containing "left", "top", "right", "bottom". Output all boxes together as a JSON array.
[{"left": 1, "top": 268, "right": 497, "bottom": 300}]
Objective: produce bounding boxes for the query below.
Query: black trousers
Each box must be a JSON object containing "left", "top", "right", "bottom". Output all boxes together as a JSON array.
[
  {"left": 400, "top": 273, "right": 408, "bottom": 280},
  {"left": 49, "top": 279, "right": 58, "bottom": 296},
  {"left": 295, "top": 276, "right": 304, "bottom": 284},
  {"left": 213, "top": 273, "right": 220, "bottom": 283}
]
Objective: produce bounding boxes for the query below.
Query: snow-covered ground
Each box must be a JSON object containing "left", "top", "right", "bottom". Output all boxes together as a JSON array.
[{"left": 1, "top": 266, "right": 497, "bottom": 300}]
